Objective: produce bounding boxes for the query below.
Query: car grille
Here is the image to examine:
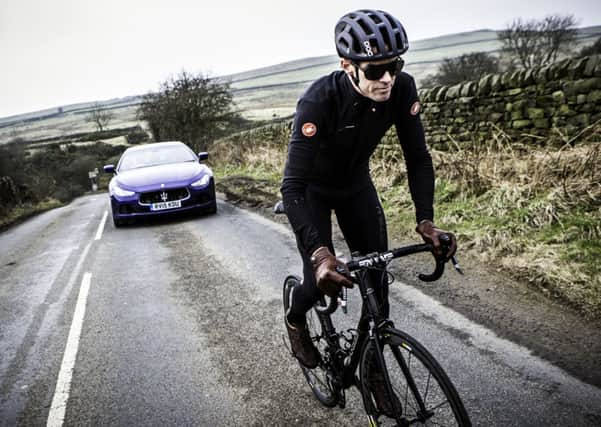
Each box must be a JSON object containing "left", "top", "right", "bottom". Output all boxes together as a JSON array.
[{"left": 139, "top": 187, "right": 190, "bottom": 204}]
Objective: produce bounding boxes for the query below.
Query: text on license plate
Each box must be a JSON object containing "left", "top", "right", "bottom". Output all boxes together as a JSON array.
[{"left": 150, "top": 200, "right": 182, "bottom": 211}]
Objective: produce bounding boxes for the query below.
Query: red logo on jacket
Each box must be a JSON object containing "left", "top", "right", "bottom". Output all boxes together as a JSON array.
[
  {"left": 301, "top": 122, "right": 317, "bottom": 137},
  {"left": 410, "top": 102, "right": 421, "bottom": 115}
]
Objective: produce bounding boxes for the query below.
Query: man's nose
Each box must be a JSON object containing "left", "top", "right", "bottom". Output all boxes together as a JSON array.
[{"left": 380, "top": 71, "right": 394, "bottom": 83}]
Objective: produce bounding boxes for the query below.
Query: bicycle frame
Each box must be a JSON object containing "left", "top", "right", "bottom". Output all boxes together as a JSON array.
[
  {"left": 277, "top": 197, "right": 469, "bottom": 424},
  {"left": 312, "top": 246, "right": 457, "bottom": 420},
  {"left": 313, "top": 264, "right": 398, "bottom": 394}
]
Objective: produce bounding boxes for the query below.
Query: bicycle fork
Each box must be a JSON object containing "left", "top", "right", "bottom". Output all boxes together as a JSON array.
[
  {"left": 367, "top": 323, "right": 405, "bottom": 425},
  {"left": 387, "top": 333, "right": 435, "bottom": 423},
  {"left": 374, "top": 329, "right": 438, "bottom": 425}
]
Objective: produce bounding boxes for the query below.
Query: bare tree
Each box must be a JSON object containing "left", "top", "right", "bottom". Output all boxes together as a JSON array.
[
  {"left": 421, "top": 52, "right": 500, "bottom": 87},
  {"left": 137, "top": 70, "right": 240, "bottom": 151},
  {"left": 498, "top": 15, "right": 578, "bottom": 69},
  {"left": 86, "top": 103, "right": 114, "bottom": 132}
]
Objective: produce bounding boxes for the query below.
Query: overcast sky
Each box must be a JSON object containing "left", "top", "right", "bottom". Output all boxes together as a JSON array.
[{"left": 1, "top": 0, "right": 600, "bottom": 118}]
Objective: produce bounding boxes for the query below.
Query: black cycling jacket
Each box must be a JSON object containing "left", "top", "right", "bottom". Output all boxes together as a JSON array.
[{"left": 281, "top": 70, "right": 434, "bottom": 256}]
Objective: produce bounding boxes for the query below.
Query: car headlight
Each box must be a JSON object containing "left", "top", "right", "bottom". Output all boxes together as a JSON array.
[
  {"left": 111, "top": 183, "right": 135, "bottom": 197},
  {"left": 191, "top": 175, "right": 211, "bottom": 188}
]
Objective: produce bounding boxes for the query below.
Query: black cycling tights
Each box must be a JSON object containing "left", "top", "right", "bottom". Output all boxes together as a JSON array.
[{"left": 286, "top": 181, "right": 389, "bottom": 326}]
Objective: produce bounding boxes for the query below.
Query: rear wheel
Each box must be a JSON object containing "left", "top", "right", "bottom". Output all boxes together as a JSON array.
[
  {"left": 359, "top": 328, "right": 471, "bottom": 426},
  {"left": 283, "top": 276, "right": 338, "bottom": 407}
]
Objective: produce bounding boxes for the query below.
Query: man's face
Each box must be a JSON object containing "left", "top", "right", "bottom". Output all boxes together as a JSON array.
[{"left": 343, "top": 57, "right": 400, "bottom": 102}]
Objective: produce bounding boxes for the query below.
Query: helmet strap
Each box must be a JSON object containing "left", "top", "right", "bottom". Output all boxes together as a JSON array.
[{"left": 352, "top": 64, "right": 361, "bottom": 86}]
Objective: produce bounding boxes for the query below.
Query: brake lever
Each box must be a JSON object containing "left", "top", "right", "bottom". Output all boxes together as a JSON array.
[
  {"left": 439, "top": 233, "right": 464, "bottom": 275},
  {"left": 451, "top": 256, "right": 464, "bottom": 275}
]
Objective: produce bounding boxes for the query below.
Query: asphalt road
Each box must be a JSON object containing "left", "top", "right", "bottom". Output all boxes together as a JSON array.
[{"left": 1, "top": 194, "right": 600, "bottom": 426}]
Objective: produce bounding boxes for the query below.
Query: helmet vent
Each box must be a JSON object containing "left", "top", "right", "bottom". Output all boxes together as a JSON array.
[
  {"left": 380, "top": 28, "right": 392, "bottom": 50},
  {"left": 339, "top": 38, "right": 350, "bottom": 52},
  {"left": 383, "top": 14, "right": 398, "bottom": 29},
  {"left": 357, "top": 18, "right": 373, "bottom": 36},
  {"left": 370, "top": 13, "right": 382, "bottom": 24},
  {"left": 351, "top": 34, "right": 362, "bottom": 55},
  {"left": 395, "top": 33, "right": 402, "bottom": 49}
]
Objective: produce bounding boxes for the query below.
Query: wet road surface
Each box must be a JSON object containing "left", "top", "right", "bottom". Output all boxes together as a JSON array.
[{"left": 1, "top": 195, "right": 600, "bottom": 426}]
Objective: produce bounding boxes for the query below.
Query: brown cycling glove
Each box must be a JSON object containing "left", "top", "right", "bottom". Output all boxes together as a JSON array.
[
  {"left": 311, "top": 246, "right": 353, "bottom": 297},
  {"left": 416, "top": 220, "right": 457, "bottom": 258}
]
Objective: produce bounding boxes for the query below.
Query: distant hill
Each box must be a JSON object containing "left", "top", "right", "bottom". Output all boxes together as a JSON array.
[
  {"left": 2, "top": 26, "right": 600, "bottom": 125},
  {"left": 0, "top": 96, "right": 143, "bottom": 128},
  {"left": 224, "top": 26, "right": 601, "bottom": 119}
]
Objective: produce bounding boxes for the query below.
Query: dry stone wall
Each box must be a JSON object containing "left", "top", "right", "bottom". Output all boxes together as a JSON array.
[{"left": 417, "top": 55, "right": 601, "bottom": 146}]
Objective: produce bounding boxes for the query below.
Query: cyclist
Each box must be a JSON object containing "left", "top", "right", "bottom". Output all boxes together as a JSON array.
[{"left": 281, "top": 9, "right": 457, "bottom": 415}]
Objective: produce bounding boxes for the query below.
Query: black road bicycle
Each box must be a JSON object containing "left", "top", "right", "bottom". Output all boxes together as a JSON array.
[{"left": 278, "top": 203, "right": 471, "bottom": 426}]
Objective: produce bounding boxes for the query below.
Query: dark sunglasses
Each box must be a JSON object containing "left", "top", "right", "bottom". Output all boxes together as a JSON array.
[{"left": 354, "top": 57, "right": 405, "bottom": 81}]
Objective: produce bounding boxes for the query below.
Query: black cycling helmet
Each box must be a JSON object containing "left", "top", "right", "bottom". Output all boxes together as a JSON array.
[{"left": 335, "top": 9, "right": 409, "bottom": 61}]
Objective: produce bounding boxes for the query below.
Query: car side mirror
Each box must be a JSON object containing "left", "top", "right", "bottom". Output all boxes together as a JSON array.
[
  {"left": 103, "top": 164, "right": 115, "bottom": 174},
  {"left": 198, "top": 152, "right": 209, "bottom": 162}
]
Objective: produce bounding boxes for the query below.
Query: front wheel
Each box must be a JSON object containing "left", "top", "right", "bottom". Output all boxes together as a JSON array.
[
  {"left": 283, "top": 275, "right": 338, "bottom": 408},
  {"left": 359, "top": 328, "right": 471, "bottom": 426}
]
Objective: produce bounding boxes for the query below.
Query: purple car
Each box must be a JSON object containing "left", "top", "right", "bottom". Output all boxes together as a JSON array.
[{"left": 103, "top": 141, "right": 217, "bottom": 227}]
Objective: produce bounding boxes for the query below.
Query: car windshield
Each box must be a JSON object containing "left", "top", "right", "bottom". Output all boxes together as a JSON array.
[{"left": 118, "top": 145, "right": 196, "bottom": 171}]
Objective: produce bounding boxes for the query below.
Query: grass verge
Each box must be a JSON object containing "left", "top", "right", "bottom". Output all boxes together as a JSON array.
[
  {"left": 0, "top": 199, "right": 64, "bottom": 232},
  {"left": 209, "top": 121, "right": 601, "bottom": 320}
]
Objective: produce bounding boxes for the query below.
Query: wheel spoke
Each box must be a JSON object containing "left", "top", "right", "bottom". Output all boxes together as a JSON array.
[
  {"left": 366, "top": 330, "right": 470, "bottom": 426},
  {"left": 423, "top": 372, "right": 432, "bottom": 404}
]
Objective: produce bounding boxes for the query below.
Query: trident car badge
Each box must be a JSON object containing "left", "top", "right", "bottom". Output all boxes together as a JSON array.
[{"left": 160, "top": 191, "right": 168, "bottom": 202}]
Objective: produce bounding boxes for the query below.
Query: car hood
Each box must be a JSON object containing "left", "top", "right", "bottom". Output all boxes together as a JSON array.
[{"left": 115, "top": 162, "right": 209, "bottom": 192}]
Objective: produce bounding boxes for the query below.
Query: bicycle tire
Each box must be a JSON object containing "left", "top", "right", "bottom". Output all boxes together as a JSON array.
[
  {"left": 283, "top": 275, "right": 338, "bottom": 408},
  {"left": 359, "top": 327, "right": 471, "bottom": 426}
]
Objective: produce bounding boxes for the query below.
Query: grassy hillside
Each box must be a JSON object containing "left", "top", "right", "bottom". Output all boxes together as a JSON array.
[
  {"left": 2, "top": 26, "right": 600, "bottom": 136},
  {"left": 0, "top": 104, "right": 142, "bottom": 146},
  {"left": 225, "top": 27, "right": 601, "bottom": 119},
  {"left": 0, "top": 96, "right": 142, "bottom": 128}
]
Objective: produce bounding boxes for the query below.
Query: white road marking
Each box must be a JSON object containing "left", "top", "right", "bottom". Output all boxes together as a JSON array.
[
  {"left": 46, "top": 272, "right": 92, "bottom": 427},
  {"left": 94, "top": 210, "right": 108, "bottom": 240}
]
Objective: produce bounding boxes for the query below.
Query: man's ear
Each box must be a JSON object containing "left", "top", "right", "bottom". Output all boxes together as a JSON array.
[
  {"left": 341, "top": 58, "right": 360, "bottom": 87},
  {"left": 340, "top": 58, "right": 354, "bottom": 76}
]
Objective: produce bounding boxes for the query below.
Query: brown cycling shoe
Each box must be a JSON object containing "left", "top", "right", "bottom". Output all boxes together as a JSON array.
[
  {"left": 285, "top": 318, "right": 319, "bottom": 369},
  {"left": 368, "top": 369, "right": 403, "bottom": 418}
]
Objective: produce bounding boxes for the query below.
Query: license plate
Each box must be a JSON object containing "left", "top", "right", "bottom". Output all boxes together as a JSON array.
[{"left": 150, "top": 200, "right": 181, "bottom": 211}]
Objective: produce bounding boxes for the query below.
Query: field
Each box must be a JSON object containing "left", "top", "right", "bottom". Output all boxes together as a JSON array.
[{"left": 0, "top": 104, "right": 141, "bottom": 146}]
